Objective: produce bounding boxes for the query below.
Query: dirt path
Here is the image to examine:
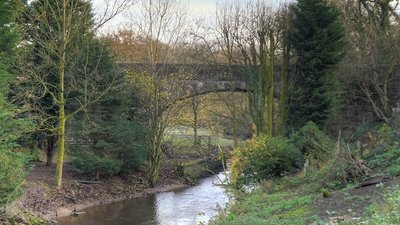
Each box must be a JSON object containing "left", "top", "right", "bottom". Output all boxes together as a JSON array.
[
  {"left": 311, "top": 176, "right": 400, "bottom": 223},
  {"left": 16, "top": 162, "right": 186, "bottom": 221}
]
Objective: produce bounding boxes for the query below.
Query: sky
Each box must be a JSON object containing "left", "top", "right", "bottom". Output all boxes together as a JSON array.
[
  {"left": 188, "top": 0, "right": 216, "bottom": 15},
  {"left": 92, "top": 0, "right": 292, "bottom": 33},
  {"left": 92, "top": 0, "right": 217, "bottom": 32}
]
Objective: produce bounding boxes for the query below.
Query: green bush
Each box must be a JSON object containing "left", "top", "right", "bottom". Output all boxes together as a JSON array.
[
  {"left": 112, "top": 119, "right": 149, "bottom": 172},
  {"left": 71, "top": 118, "right": 149, "bottom": 178},
  {"left": 71, "top": 150, "right": 122, "bottom": 178},
  {"left": 291, "top": 121, "right": 334, "bottom": 165},
  {"left": 231, "top": 135, "right": 303, "bottom": 186}
]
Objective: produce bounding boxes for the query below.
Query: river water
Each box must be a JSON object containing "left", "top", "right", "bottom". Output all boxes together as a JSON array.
[{"left": 58, "top": 172, "right": 230, "bottom": 225}]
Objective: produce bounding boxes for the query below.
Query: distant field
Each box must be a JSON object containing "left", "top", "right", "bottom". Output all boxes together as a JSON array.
[{"left": 165, "top": 126, "right": 233, "bottom": 148}]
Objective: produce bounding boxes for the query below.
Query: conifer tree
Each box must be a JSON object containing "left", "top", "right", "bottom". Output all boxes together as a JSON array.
[
  {"left": 288, "top": 0, "right": 346, "bottom": 130},
  {"left": 0, "top": 0, "right": 33, "bottom": 206},
  {"left": 16, "top": 0, "right": 122, "bottom": 188}
]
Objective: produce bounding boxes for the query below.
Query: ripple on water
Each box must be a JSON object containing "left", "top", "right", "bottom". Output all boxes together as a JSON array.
[{"left": 58, "top": 172, "right": 230, "bottom": 225}]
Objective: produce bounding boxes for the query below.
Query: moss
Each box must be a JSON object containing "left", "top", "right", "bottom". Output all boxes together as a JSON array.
[
  {"left": 320, "top": 188, "right": 332, "bottom": 198},
  {"left": 1, "top": 211, "right": 55, "bottom": 225}
]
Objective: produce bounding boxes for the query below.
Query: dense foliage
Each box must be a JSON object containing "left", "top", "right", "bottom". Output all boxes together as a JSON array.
[
  {"left": 0, "top": 91, "right": 32, "bottom": 206},
  {"left": 366, "top": 124, "right": 400, "bottom": 177},
  {"left": 71, "top": 87, "right": 150, "bottom": 179},
  {"left": 0, "top": 0, "right": 33, "bottom": 207},
  {"left": 291, "top": 121, "right": 335, "bottom": 165},
  {"left": 231, "top": 135, "right": 303, "bottom": 187},
  {"left": 0, "top": 0, "right": 18, "bottom": 70},
  {"left": 71, "top": 118, "right": 150, "bottom": 178},
  {"left": 11, "top": 0, "right": 104, "bottom": 168},
  {"left": 288, "top": 0, "right": 346, "bottom": 130}
]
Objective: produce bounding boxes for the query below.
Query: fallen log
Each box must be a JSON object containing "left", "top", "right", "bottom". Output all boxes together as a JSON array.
[
  {"left": 78, "top": 180, "right": 102, "bottom": 184},
  {"left": 358, "top": 175, "right": 387, "bottom": 188}
]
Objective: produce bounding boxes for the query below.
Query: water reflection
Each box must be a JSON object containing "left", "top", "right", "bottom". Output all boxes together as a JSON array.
[{"left": 58, "top": 173, "right": 229, "bottom": 225}]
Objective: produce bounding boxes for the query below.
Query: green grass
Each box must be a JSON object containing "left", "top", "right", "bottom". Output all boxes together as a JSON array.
[
  {"left": 210, "top": 188, "right": 315, "bottom": 225},
  {"left": 337, "top": 185, "right": 400, "bottom": 225},
  {"left": 211, "top": 173, "right": 400, "bottom": 225},
  {"left": 165, "top": 126, "right": 234, "bottom": 148}
]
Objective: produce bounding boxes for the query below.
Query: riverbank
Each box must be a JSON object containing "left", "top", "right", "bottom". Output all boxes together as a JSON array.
[
  {"left": 13, "top": 162, "right": 187, "bottom": 222},
  {"left": 209, "top": 173, "right": 400, "bottom": 225}
]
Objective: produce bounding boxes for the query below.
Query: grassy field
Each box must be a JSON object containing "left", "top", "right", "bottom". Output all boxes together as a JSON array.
[{"left": 165, "top": 126, "right": 234, "bottom": 148}]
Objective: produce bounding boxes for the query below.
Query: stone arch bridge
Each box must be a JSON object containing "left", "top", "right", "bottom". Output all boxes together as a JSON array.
[{"left": 119, "top": 63, "right": 281, "bottom": 99}]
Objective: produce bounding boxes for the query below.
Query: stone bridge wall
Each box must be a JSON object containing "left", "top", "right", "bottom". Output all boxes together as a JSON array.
[{"left": 119, "top": 63, "right": 400, "bottom": 136}]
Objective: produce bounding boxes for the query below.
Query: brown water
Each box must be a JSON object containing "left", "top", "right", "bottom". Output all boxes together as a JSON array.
[{"left": 58, "top": 172, "right": 229, "bottom": 225}]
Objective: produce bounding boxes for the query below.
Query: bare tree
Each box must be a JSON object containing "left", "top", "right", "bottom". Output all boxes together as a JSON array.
[
  {"left": 337, "top": 0, "right": 400, "bottom": 123},
  {"left": 215, "top": 0, "right": 289, "bottom": 136},
  {"left": 125, "top": 0, "right": 192, "bottom": 187}
]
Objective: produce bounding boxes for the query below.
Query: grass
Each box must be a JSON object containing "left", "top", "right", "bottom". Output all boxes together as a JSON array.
[
  {"left": 165, "top": 126, "right": 234, "bottom": 148},
  {"left": 210, "top": 186, "right": 315, "bottom": 225},
  {"left": 337, "top": 185, "right": 400, "bottom": 225},
  {"left": 210, "top": 167, "right": 400, "bottom": 225}
]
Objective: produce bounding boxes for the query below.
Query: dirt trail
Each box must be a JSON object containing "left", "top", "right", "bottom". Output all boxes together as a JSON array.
[{"left": 311, "top": 176, "right": 400, "bottom": 223}]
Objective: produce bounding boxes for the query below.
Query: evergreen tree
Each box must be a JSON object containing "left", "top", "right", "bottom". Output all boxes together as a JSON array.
[
  {"left": 0, "top": 0, "right": 33, "bottom": 206},
  {"left": 71, "top": 82, "right": 150, "bottom": 179},
  {"left": 288, "top": 0, "right": 346, "bottom": 130},
  {"left": 14, "top": 0, "right": 121, "bottom": 187},
  {"left": 11, "top": 0, "right": 98, "bottom": 166},
  {"left": 0, "top": 0, "right": 18, "bottom": 74}
]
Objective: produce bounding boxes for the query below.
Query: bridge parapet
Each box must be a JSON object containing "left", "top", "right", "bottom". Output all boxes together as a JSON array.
[{"left": 118, "top": 63, "right": 249, "bottom": 81}]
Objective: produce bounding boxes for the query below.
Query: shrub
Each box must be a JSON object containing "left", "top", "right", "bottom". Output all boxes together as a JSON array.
[
  {"left": 71, "top": 118, "right": 149, "bottom": 179},
  {"left": 71, "top": 150, "right": 122, "bottom": 179},
  {"left": 291, "top": 121, "right": 334, "bottom": 166},
  {"left": 231, "top": 135, "right": 303, "bottom": 187}
]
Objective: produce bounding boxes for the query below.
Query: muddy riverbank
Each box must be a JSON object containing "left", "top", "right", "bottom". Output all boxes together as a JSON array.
[{"left": 14, "top": 163, "right": 187, "bottom": 221}]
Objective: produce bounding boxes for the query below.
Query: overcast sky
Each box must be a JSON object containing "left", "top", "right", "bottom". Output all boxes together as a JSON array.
[
  {"left": 92, "top": 0, "right": 216, "bottom": 32},
  {"left": 92, "top": 0, "right": 292, "bottom": 33},
  {"left": 188, "top": 0, "right": 216, "bottom": 14}
]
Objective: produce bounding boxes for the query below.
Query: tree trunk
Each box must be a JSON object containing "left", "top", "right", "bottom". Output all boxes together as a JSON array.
[
  {"left": 267, "top": 32, "right": 275, "bottom": 137},
  {"left": 56, "top": 115, "right": 66, "bottom": 189},
  {"left": 56, "top": 0, "right": 67, "bottom": 189},
  {"left": 258, "top": 33, "right": 268, "bottom": 135},
  {"left": 277, "top": 40, "right": 290, "bottom": 136},
  {"left": 46, "top": 135, "right": 55, "bottom": 166},
  {"left": 192, "top": 95, "right": 199, "bottom": 146},
  {"left": 231, "top": 105, "right": 239, "bottom": 148}
]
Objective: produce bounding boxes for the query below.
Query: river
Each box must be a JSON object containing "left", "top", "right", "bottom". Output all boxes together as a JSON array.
[{"left": 58, "top": 172, "right": 230, "bottom": 225}]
